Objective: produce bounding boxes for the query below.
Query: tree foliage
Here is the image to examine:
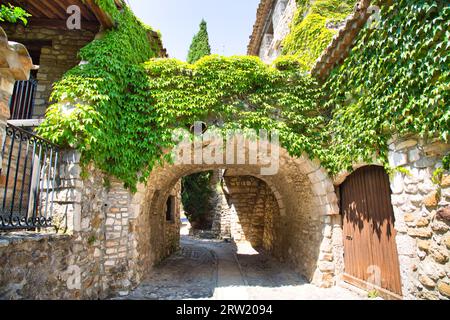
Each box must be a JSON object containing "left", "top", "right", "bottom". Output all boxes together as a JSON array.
[
  {"left": 187, "top": 19, "right": 212, "bottom": 64},
  {"left": 0, "top": 3, "right": 31, "bottom": 25},
  {"left": 36, "top": 0, "right": 449, "bottom": 192},
  {"left": 181, "top": 172, "right": 213, "bottom": 228}
]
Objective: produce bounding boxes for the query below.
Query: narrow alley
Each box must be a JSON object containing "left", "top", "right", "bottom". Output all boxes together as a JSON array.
[{"left": 117, "top": 236, "right": 364, "bottom": 300}]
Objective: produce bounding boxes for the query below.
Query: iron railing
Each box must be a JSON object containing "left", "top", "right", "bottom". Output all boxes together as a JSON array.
[
  {"left": 0, "top": 124, "right": 60, "bottom": 230},
  {"left": 9, "top": 80, "right": 37, "bottom": 120}
]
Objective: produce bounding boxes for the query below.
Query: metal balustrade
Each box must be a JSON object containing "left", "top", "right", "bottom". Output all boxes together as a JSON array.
[
  {"left": 9, "top": 79, "right": 37, "bottom": 120},
  {"left": 0, "top": 124, "right": 60, "bottom": 230}
]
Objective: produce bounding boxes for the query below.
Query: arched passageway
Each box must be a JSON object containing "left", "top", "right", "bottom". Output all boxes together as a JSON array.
[{"left": 119, "top": 140, "right": 343, "bottom": 290}]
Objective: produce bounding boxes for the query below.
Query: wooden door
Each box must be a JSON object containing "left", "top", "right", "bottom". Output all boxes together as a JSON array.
[{"left": 340, "top": 166, "right": 402, "bottom": 299}]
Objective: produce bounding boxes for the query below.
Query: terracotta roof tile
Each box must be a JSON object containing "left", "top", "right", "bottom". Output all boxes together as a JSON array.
[
  {"left": 311, "top": 0, "right": 372, "bottom": 81},
  {"left": 247, "top": 0, "right": 276, "bottom": 56}
]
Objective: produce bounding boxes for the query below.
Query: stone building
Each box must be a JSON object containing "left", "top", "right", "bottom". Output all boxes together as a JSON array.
[
  {"left": 248, "top": 0, "right": 297, "bottom": 64},
  {"left": 247, "top": 0, "right": 450, "bottom": 300},
  {"left": 1, "top": 0, "right": 166, "bottom": 121},
  {"left": 0, "top": 0, "right": 448, "bottom": 301}
]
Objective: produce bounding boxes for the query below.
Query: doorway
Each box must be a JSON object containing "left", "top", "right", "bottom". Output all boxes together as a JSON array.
[{"left": 340, "top": 166, "right": 402, "bottom": 298}]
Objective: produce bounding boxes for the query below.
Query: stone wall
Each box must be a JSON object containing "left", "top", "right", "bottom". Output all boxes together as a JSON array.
[
  {"left": 211, "top": 170, "right": 233, "bottom": 238},
  {"left": 0, "top": 143, "right": 342, "bottom": 298},
  {"left": 0, "top": 233, "right": 73, "bottom": 299},
  {"left": 258, "top": 0, "right": 297, "bottom": 64},
  {"left": 388, "top": 136, "right": 450, "bottom": 300},
  {"left": 1, "top": 24, "right": 96, "bottom": 118},
  {"left": 221, "top": 175, "right": 279, "bottom": 248},
  {"left": 164, "top": 183, "right": 182, "bottom": 257}
]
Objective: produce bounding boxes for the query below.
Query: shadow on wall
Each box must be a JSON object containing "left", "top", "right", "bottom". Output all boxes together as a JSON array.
[
  {"left": 136, "top": 236, "right": 309, "bottom": 301},
  {"left": 222, "top": 175, "right": 281, "bottom": 251},
  {"left": 341, "top": 166, "right": 396, "bottom": 240}
]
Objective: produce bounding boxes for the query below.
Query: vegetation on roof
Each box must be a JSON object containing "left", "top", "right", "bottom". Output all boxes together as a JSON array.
[
  {"left": 36, "top": 0, "right": 449, "bottom": 191},
  {"left": 282, "top": 0, "right": 358, "bottom": 70}
]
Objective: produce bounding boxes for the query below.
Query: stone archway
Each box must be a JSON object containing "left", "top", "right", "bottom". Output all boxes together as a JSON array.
[{"left": 114, "top": 141, "right": 343, "bottom": 290}]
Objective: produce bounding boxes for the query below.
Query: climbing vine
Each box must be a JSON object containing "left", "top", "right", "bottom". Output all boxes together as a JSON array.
[
  {"left": 0, "top": 3, "right": 31, "bottom": 25},
  {"left": 37, "top": 0, "right": 323, "bottom": 190},
  {"left": 144, "top": 55, "right": 324, "bottom": 163},
  {"left": 37, "top": 1, "right": 164, "bottom": 190},
  {"left": 323, "top": 0, "right": 450, "bottom": 173},
  {"left": 282, "top": 0, "right": 357, "bottom": 70},
  {"left": 37, "top": 0, "right": 449, "bottom": 191}
]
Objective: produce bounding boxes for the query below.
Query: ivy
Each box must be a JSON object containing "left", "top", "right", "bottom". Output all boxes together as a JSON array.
[
  {"left": 36, "top": 0, "right": 449, "bottom": 191},
  {"left": 37, "top": 8, "right": 323, "bottom": 191},
  {"left": 323, "top": 0, "right": 450, "bottom": 174},
  {"left": 144, "top": 55, "right": 324, "bottom": 162},
  {"left": 0, "top": 3, "right": 31, "bottom": 25},
  {"left": 282, "top": 0, "right": 357, "bottom": 70},
  {"left": 37, "top": 1, "right": 163, "bottom": 191}
]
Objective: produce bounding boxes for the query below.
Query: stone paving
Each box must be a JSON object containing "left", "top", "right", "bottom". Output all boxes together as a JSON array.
[{"left": 116, "top": 236, "right": 366, "bottom": 300}]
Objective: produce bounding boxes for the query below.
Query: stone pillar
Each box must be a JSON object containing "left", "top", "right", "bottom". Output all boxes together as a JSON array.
[
  {"left": 211, "top": 169, "right": 233, "bottom": 239},
  {"left": 0, "top": 27, "right": 33, "bottom": 168},
  {"left": 388, "top": 136, "right": 450, "bottom": 300}
]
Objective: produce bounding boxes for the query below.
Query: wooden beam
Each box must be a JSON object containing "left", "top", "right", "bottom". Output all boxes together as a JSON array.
[
  {"left": 84, "top": 0, "right": 115, "bottom": 29},
  {"left": 35, "top": 0, "right": 67, "bottom": 20},
  {"left": 27, "top": 0, "right": 59, "bottom": 19},
  {"left": 8, "top": 0, "right": 43, "bottom": 18},
  {"left": 52, "top": 0, "right": 97, "bottom": 22},
  {"left": 26, "top": 18, "right": 100, "bottom": 32}
]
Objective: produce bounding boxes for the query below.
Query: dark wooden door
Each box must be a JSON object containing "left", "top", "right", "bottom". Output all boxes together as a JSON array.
[{"left": 340, "top": 166, "right": 402, "bottom": 298}]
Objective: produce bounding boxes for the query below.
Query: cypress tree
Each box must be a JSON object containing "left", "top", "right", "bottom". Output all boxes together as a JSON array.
[{"left": 187, "top": 19, "right": 211, "bottom": 64}]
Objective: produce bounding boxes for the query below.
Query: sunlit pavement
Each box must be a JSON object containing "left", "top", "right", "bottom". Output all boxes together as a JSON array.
[{"left": 115, "top": 236, "right": 365, "bottom": 300}]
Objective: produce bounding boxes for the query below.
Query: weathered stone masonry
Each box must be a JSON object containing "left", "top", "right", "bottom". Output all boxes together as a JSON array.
[{"left": 388, "top": 137, "right": 450, "bottom": 300}]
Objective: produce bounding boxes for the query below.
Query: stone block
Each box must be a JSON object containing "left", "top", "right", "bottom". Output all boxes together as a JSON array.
[
  {"left": 391, "top": 173, "right": 404, "bottom": 194},
  {"left": 423, "top": 191, "right": 439, "bottom": 207},
  {"left": 438, "top": 282, "right": 450, "bottom": 298},
  {"left": 417, "top": 240, "right": 430, "bottom": 252},
  {"left": 429, "top": 246, "right": 449, "bottom": 264},
  {"left": 396, "top": 139, "right": 418, "bottom": 150},
  {"left": 418, "top": 181, "right": 436, "bottom": 194},
  {"left": 407, "top": 228, "right": 432, "bottom": 239},
  {"left": 442, "top": 175, "right": 450, "bottom": 188},
  {"left": 318, "top": 261, "right": 335, "bottom": 272},
  {"left": 419, "top": 274, "right": 436, "bottom": 288},
  {"left": 389, "top": 151, "right": 408, "bottom": 167},
  {"left": 443, "top": 235, "right": 450, "bottom": 250},
  {"left": 408, "top": 148, "right": 421, "bottom": 162},
  {"left": 414, "top": 157, "right": 437, "bottom": 168}
]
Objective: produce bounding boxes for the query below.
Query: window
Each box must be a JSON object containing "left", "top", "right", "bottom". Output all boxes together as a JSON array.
[{"left": 166, "top": 196, "right": 176, "bottom": 222}]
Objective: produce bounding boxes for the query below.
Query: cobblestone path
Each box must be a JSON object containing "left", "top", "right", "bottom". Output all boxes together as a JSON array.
[{"left": 116, "top": 236, "right": 365, "bottom": 300}]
